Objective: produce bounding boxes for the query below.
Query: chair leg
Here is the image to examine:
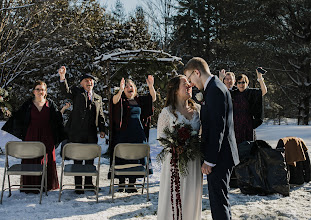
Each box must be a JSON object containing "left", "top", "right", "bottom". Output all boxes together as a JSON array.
[
  {"left": 7, "top": 175, "right": 11, "bottom": 197},
  {"left": 111, "top": 175, "right": 114, "bottom": 202},
  {"left": 147, "top": 175, "right": 149, "bottom": 202},
  {"left": 0, "top": 169, "right": 6, "bottom": 204},
  {"left": 58, "top": 173, "right": 64, "bottom": 202},
  {"left": 142, "top": 177, "right": 146, "bottom": 194},
  {"left": 45, "top": 167, "right": 48, "bottom": 196},
  {"left": 95, "top": 174, "right": 100, "bottom": 203},
  {"left": 109, "top": 178, "right": 112, "bottom": 194},
  {"left": 39, "top": 169, "right": 45, "bottom": 204}
]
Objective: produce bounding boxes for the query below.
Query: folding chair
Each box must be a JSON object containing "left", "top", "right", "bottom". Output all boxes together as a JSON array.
[
  {"left": 110, "top": 143, "right": 150, "bottom": 202},
  {"left": 0, "top": 141, "right": 47, "bottom": 204},
  {"left": 58, "top": 143, "right": 101, "bottom": 202}
]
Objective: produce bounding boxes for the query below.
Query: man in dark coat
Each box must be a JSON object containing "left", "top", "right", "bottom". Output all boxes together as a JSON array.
[
  {"left": 184, "top": 57, "right": 240, "bottom": 220},
  {"left": 58, "top": 66, "right": 106, "bottom": 194}
]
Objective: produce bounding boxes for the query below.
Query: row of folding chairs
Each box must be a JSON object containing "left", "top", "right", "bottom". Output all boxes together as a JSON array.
[{"left": 0, "top": 141, "right": 150, "bottom": 204}]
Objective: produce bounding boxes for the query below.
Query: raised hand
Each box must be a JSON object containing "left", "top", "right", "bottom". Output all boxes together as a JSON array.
[
  {"left": 146, "top": 75, "right": 154, "bottom": 87},
  {"left": 120, "top": 78, "right": 125, "bottom": 91},
  {"left": 58, "top": 66, "right": 66, "bottom": 80},
  {"left": 64, "top": 102, "right": 71, "bottom": 110},
  {"left": 256, "top": 68, "right": 263, "bottom": 79},
  {"left": 60, "top": 102, "right": 71, "bottom": 114},
  {"left": 219, "top": 69, "right": 226, "bottom": 81}
]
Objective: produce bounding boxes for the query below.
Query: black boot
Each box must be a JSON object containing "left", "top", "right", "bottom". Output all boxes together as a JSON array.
[
  {"left": 117, "top": 178, "right": 125, "bottom": 192},
  {"left": 126, "top": 178, "right": 138, "bottom": 193}
]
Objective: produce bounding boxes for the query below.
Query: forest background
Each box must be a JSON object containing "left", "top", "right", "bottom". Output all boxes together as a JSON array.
[{"left": 0, "top": 0, "right": 310, "bottom": 126}]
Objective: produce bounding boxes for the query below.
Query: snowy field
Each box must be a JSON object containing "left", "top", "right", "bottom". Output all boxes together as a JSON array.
[{"left": 0, "top": 120, "right": 311, "bottom": 220}]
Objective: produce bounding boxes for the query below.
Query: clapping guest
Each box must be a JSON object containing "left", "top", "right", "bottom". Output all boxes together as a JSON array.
[
  {"left": 109, "top": 76, "right": 156, "bottom": 193},
  {"left": 2, "top": 80, "right": 66, "bottom": 193}
]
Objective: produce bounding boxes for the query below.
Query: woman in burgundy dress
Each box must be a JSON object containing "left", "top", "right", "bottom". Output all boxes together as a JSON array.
[
  {"left": 231, "top": 71, "right": 267, "bottom": 145},
  {"left": 2, "top": 80, "right": 66, "bottom": 193}
]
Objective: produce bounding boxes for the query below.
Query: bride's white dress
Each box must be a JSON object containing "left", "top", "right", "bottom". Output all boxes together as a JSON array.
[{"left": 157, "top": 106, "right": 203, "bottom": 220}]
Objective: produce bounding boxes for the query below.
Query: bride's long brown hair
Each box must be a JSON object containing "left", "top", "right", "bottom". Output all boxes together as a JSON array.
[{"left": 164, "top": 75, "right": 197, "bottom": 118}]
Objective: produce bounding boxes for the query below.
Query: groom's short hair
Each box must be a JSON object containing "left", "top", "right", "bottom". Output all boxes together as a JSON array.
[{"left": 184, "top": 57, "right": 211, "bottom": 75}]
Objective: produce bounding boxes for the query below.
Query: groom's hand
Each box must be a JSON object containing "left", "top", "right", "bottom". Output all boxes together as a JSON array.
[{"left": 201, "top": 163, "right": 212, "bottom": 175}]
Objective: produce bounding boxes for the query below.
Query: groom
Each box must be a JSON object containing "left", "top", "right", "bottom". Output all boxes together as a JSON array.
[{"left": 184, "top": 57, "right": 240, "bottom": 219}]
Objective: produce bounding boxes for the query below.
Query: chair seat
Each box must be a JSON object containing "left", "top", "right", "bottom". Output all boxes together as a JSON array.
[
  {"left": 7, "top": 164, "right": 43, "bottom": 176},
  {"left": 64, "top": 164, "right": 97, "bottom": 176},
  {"left": 114, "top": 164, "right": 146, "bottom": 176}
]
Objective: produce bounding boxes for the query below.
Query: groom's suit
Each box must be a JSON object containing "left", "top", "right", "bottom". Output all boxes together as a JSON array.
[{"left": 200, "top": 76, "right": 240, "bottom": 220}]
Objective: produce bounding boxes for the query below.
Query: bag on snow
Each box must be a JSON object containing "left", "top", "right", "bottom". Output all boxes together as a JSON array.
[{"left": 235, "top": 140, "right": 289, "bottom": 196}]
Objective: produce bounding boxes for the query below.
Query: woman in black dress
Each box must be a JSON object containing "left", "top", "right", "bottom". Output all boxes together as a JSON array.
[
  {"left": 2, "top": 80, "right": 66, "bottom": 192},
  {"left": 109, "top": 76, "right": 156, "bottom": 193}
]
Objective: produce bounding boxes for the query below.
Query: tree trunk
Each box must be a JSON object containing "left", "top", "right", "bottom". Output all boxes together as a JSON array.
[
  {"left": 302, "top": 97, "right": 310, "bottom": 125},
  {"left": 298, "top": 97, "right": 310, "bottom": 125}
]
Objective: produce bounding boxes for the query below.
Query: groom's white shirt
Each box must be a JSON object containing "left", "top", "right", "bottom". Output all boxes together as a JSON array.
[{"left": 203, "top": 75, "right": 216, "bottom": 167}]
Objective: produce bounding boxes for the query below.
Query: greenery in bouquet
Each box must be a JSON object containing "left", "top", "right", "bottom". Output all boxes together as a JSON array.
[
  {"left": 0, "top": 87, "right": 12, "bottom": 119},
  {"left": 157, "top": 123, "right": 202, "bottom": 176}
]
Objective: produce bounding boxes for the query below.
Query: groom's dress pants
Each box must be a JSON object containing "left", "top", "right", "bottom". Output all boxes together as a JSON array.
[{"left": 207, "top": 147, "right": 234, "bottom": 220}]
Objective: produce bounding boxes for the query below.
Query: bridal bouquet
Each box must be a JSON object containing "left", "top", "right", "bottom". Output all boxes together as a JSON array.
[
  {"left": 157, "top": 123, "right": 202, "bottom": 176},
  {"left": 157, "top": 123, "right": 202, "bottom": 220}
]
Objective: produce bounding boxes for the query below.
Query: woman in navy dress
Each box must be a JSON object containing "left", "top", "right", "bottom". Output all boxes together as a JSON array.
[
  {"left": 109, "top": 76, "right": 156, "bottom": 193},
  {"left": 2, "top": 80, "right": 66, "bottom": 192}
]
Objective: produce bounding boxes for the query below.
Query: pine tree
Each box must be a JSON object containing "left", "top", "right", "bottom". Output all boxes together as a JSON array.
[{"left": 217, "top": 0, "right": 311, "bottom": 124}]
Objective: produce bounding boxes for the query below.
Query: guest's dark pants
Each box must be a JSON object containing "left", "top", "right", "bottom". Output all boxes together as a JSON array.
[
  {"left": 74, "top": 159, "right": 94, "bottom": 187},
  {"left": 207, "top": 152, "right": 234, "bottom": 220},
  {"left": 69, "top": 132, "right": 98, "bottom": 188}
]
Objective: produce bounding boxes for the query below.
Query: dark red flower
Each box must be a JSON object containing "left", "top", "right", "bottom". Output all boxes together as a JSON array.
[{"left": 178, "top": 126, "right": 191, "bottom": 142}]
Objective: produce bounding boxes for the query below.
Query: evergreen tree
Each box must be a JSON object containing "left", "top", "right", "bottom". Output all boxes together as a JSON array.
[
  {"left": 112, "top": 0, "right": 126, "bottom": 23},
  {"left": 219, "top": 0, "right": 311, "bottom": 124}
]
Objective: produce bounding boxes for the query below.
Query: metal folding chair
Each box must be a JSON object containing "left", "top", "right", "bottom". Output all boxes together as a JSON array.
[
  {"left": 58, "top": 143, "right": 101, "bottom": 202},
  {"left": 109, "top": 143, "right": 150, "bottom": 202},
  {"left": 0, "top": 141, "right": 47, "bottom": 204}
]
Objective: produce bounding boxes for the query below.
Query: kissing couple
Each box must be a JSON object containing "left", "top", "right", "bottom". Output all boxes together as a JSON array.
[{"left": 157, "top": 57, "right": 240, "bottom": 220}]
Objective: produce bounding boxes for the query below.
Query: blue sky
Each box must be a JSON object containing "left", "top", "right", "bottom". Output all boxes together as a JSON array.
[{"left": 101, "top": 0, "right": 141, "bottom": 13}]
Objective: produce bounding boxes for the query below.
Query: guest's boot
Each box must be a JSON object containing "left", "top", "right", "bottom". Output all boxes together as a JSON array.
[
  {"left": 84, "top": 177, "right": 101, "bottom": 191},
  {"left": 74, "top": 176, "right": 84, "bottom": 194},
  {"left": 126, "top": 178, "right": 138, "bottom": 193},
  {"left": 117, "top": 178, "right": 125, "bottom": 192}
]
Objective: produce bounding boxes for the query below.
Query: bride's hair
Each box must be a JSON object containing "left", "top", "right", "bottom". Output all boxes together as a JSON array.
[{"left": 164, "top": 75, "right": 197, "bottom": 118}]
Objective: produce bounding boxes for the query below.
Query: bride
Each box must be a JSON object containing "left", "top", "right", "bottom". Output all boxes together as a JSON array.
[{"left": 157, "top": 75, "right": 202, "bottom": 220}]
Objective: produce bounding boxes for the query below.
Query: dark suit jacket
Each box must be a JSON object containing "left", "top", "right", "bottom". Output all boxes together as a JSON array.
[
  {"left": 1, "top": 98, "right": 66, "bottom": 146},
  {"left": 200, "top": 76, "right": 240, "bottom": 166},
  {"left": 60, "top": 79, "right": 106, "bottom": 138}
]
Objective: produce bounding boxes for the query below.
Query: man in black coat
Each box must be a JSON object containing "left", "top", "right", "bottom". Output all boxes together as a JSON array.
[
  {"left": 58, "top": 66, "right": 106, "bottom": 194},
  {"left": 184, "top": 57, "right": 240, "bottom": 220}
]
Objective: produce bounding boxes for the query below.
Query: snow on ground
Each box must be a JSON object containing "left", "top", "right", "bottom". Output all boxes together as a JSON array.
[{"left": 0, "top": 121, "right": 311, "bottom": 220}]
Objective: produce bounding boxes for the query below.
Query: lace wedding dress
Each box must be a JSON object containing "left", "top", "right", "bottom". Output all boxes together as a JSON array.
[{"left": 157, "top": 106, "right": 203, "bottom": 220}]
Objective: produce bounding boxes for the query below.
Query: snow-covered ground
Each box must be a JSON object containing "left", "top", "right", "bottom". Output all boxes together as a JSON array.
[{"left": 0, "top": 120, "right": 310, "bottom": 220}]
